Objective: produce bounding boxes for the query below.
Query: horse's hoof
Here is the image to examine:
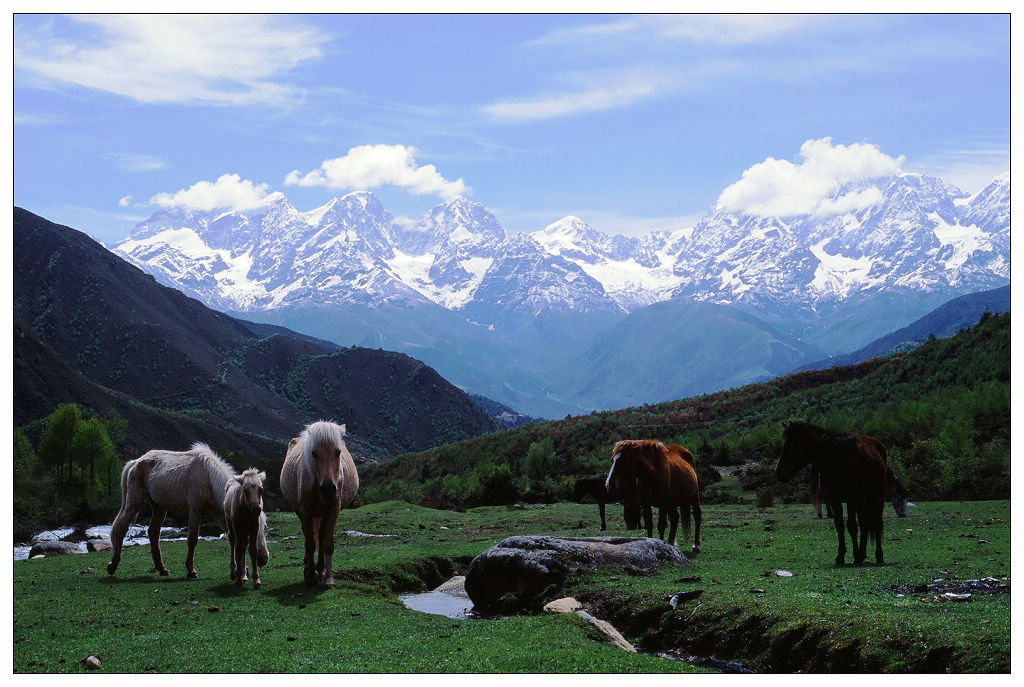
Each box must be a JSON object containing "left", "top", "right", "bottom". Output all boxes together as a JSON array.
[
  {"left": 160, "top": 569, "right": 171, "bottom": 577},
  {"left": 253, "top": 581, "right": 262, "bottom": 590},
  {"left": 235, "top": 579, "right": 244, "bottom": 586},
  {"left": 691, "top": 545, "right": 701, "bottom": 554},
  {"left": 186, "top": 571, "right": 197, "bottom": 579},
  {"left": 106, "top": 562, "right": 117, "bottom": 575}
]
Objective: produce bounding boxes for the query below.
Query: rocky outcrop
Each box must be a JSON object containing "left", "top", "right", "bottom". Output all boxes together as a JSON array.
[{"left": 464, "top": 535, "right": 689, "bottom": 613}]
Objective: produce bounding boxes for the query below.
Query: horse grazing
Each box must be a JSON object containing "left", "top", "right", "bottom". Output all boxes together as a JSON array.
[
  {"left": 811, "top": 437, "right": 910, "bottom": 519},
  {"left": 777, "top": 422, "right": 887, "bottom": 566},
  {"left": 605, "top": 440, "right": 702, "bottom": 553},
  {"left": 573, "top": 478, "right": 611, "bottom": 530},
  {"left": 224, "top": 468, "right": 268, "bottom": 589},
  {"left": 280, "top": 421, "right": 359, "bottom": 586},
  {"left": 107, "top": 443, "right": 268, "bottom": 578}
]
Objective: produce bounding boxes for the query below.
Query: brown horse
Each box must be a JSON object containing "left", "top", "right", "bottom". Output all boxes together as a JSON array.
[
  {"left": 605, "top": 440, "right": 702, "bottom": 553},
  {"left": 280, "top": 421, "right": 358, "bottom": 586},
  {"left": 107, "top": 443, "right": 269, "bottom": 578},
  {"left": 777, "top": 422, "right": 887, "bottom": 565},
  {"left": 223, "top": 468, "right": 268, "bottom": 589}
]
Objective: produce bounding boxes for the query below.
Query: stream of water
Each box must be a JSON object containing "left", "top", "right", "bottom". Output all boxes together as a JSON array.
[{"left": 14, "top": 524, "right": 221, "bottom": 561}]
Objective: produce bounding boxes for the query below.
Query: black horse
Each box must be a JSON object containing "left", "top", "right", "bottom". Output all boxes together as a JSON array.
[
  {"left": 573, "top": 477, "right": 611, "bottom": 530},
  {"left": 777, "top": 422, "right": 888, "bottom": 566}
]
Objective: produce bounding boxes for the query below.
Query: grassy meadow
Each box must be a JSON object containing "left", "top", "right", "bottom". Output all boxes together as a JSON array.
[{"left": 12, "top": 498, "right": 1010, "bottom": 673}]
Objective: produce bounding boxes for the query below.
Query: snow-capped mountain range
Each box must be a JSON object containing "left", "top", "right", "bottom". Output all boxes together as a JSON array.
[
  {"left": 111, "top": 171, "right": 1009, "bottom": 416},
  {"left": 114, "top": 171, "right": 1008, "bottom": 323}
]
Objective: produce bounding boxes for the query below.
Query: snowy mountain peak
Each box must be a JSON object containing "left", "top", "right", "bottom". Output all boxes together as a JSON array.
[{"left": 112, "top": 169, "right": 1008, "bottom": 334}]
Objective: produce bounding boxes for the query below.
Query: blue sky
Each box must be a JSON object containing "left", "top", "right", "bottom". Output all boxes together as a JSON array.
[{"left": 13, "top": 13, "right": 1010, "bottom": 244}]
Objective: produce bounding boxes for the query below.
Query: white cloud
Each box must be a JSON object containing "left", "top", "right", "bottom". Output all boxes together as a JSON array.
[
  {"left": 15, "top": 15, "right": 327, "bottom": 106},
  {"left": 285, "top": 144, "right": 469, "bottom": 201},
  {"left": 118, "top": 195, "right": 132, "bottom": 207},
  {"left": 529, "top": 14, "right": 831, "bottom": 47},
  {"left": 717, "top": 138, "right": 904, "bottom": 217},
  {"left": 481, "top": 64, "right": 720, "bottom": 123},
  {"left": 106, "top": 153, "right": 166, "bottom": 172},
  {"left": 482, "top": 78, "right": 662, "bottom": 123},
  {"left": 149, "top": 174, "right": 277, "bottom": 212}
]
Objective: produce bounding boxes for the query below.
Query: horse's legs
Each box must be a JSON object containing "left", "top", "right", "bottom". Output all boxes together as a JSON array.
[
  {"left": 318, "top": 510, "right": 339, "bottom": 586},
  {"left": 233, "top": 525, "right": 247, "bottom": 586},
  {"left": 301, "top": 514, "right": 319, "bottom": 586},
  {"left": 849, "top": 504, "right": 866, "bottom": 565},
  {"left": 830, "top": 500, "right": 847, "bottom": 566},
  {"left": 642, "top": 505, "right": 654, "bottom": 538},
  {"left": 107, "top": 481, "right": 146, "bottom": 575},
  {"left": 147, "top": 506, "right": 170, "bottom": 576},
  {"left": 691, "top": 501, "right": 702, "bottom": 554},
  {"left": 874, "top": 505, "right": 884, "bottom": 565},
  {"left": 184, "top": 511, "right": 201, "bottom": 578},
  {"left": 227, "top": 523, "right": 236, "bottom": 580},
  {"left": 657, "top": 508, "right": 668, "bottom": 540},
  {"left": 665, "top": 506, "right": 680, "bottom": 547},
  {"left": 248, "top": 531, "right": 261, "bottom": 589},
  {"left": 256, "top": 514, "right": 269, "bottom": 568},
  {"left": 598, "top": 501, "right": 606, "bottom": 531}
]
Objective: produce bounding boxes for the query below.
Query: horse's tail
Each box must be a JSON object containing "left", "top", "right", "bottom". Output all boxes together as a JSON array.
[
  {"left": 116, "top": 459, "right": 136, "bottom": 512},
  {"left": 678, "top": 503, "right": 691, "bottom": 541}
]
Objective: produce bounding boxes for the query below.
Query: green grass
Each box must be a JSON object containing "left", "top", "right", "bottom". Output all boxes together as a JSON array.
[{"left": 13, "top": 499, "right": 1009, "bottom": 673}]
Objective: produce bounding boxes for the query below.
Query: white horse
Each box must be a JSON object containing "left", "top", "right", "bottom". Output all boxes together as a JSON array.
[
  {"left": 106, "top": 443, "right": 268, "bottom": 578},
  {"left": 224, "top": 468, "right": 268, "bottom": 589},
  {"left": 280, "top": 422, "right": 358, "bottom": 586}
]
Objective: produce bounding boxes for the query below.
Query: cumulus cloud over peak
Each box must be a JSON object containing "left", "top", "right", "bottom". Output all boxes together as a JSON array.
[
  {"left": 717, "top": 137, "right": 904, "bottom": 217},
  {"left": 284, "top": 144, "right": 469, "bottom": 201},
  {"left": 149, "top": 174, "right": 276, "bottom": 212}
]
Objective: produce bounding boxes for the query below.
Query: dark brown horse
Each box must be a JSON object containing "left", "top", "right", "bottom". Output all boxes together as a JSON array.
[
  {"left": 605, "top": 440, "right": 702, "bottom": 553},
  {"left": 573, "top": 477, "right": 611, "bottom": 530},
  {"left": 812, "top": 437, "right": 910, "bottom": 519},
  {"left": 777, "top": 422, "right": 887, "bottom": 565}
]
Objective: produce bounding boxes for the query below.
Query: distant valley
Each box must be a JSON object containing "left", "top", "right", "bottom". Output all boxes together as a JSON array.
[{"left": 109, "top": 171, "right": 1009, "bottom": 417}]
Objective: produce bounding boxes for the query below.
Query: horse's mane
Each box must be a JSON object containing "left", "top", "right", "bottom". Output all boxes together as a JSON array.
[
  {"left": 189, "top": 441, "right": 235, "bottom": 480},
  {"left": 300, "top": 421, "right": 346, "bottom": 467},
  {"left": 612, "top": 439, "right": 665, "bottom": 454}
]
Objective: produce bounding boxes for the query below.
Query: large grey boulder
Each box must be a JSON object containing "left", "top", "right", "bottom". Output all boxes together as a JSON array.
[{"left": 465, "top": 535, "right": 690, "bottom": 613}]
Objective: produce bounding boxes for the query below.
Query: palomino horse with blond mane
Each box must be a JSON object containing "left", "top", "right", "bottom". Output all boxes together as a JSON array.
[
  {"left": 605, "top": 440, "right": 702, "bottom": 553},
  {"left": 106, "top": 443, "right": 268, "bottom": 579},
  {"left": 280, "top": 421, "right": 359, "bottom": 586},
  {"left": 224, "top": 468, "right": 268, "bottom": 589}
]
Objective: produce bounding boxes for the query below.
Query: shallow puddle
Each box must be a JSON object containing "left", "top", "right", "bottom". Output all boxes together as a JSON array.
[{"left": 399, "top": 590, "right": 474, "bottom": 619}]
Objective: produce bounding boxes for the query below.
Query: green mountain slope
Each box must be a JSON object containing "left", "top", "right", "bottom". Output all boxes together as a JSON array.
[{"left": 361, "top": 311, "right": 1009, "bottom": 506}]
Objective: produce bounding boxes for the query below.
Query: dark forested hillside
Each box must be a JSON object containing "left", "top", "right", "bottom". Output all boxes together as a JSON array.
[
  {"left": 13, "top": 207, "right": 499, "bottom": 463},
  {"left": 361, "top": 311, "right": 1009, "bottom": 506}
]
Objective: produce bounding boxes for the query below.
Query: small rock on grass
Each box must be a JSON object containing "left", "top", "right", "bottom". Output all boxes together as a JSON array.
[
  {"left": 81, "top": 655, "right": 101, "bottom": 670},
  {"left": 543, "top": 597, "right": 582, "bottom": 613}
]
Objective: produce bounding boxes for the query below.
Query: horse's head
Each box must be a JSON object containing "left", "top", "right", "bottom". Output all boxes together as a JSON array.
[
  {"left": 305, "top": 421, "right": 347, "bottom": 505},
  {"left": 234, "top": 468, "right": 266, "bottom": 516},
  {"left": 890, "top": 476, "right": 911, "bottom": 517},
  {"left": 775, "top": 422, "right": 818, "bottom": 482},
  {"left": 622, "top": 500, "right": 642, "bottom": 530},
  {"left": 605, "top": 441, "right": 639, "bottom": 502}
]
